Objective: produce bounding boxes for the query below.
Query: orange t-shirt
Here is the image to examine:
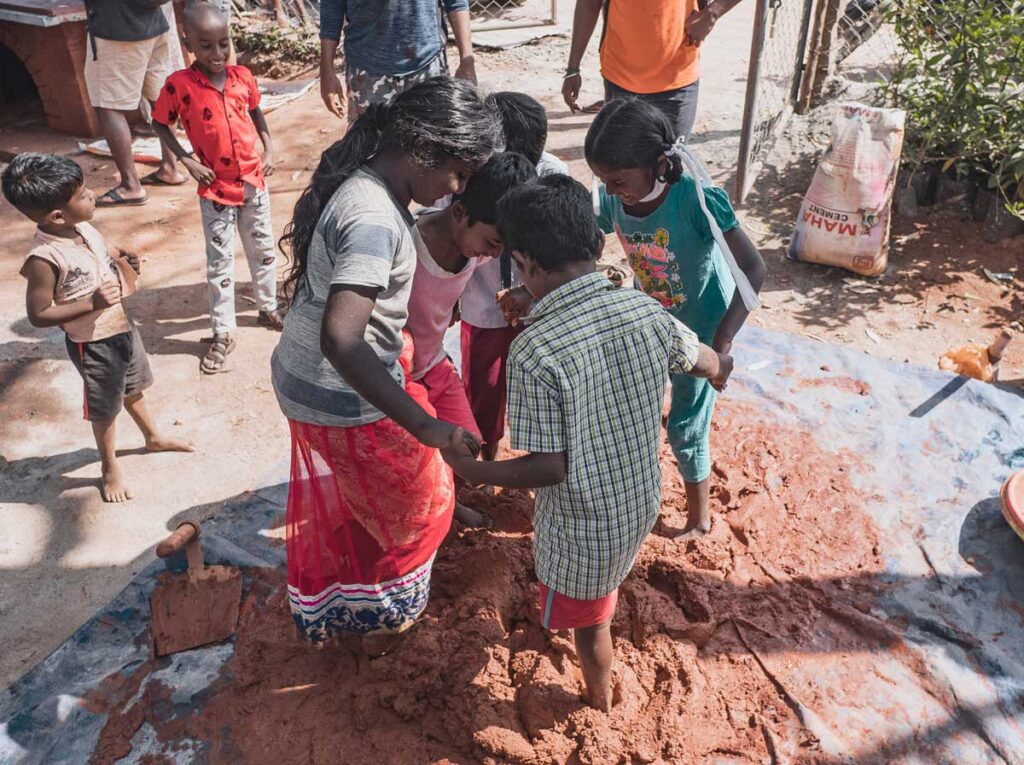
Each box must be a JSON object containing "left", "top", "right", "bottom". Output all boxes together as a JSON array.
[{"left": 600, "top": 0, "right": 700, "bottom": 94}]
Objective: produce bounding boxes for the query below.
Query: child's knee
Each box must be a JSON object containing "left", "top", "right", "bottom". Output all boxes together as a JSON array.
[
  {"left": 574, "top": 620, "right": 611, "bottom": 652},
  {"left": 670, "top": 442, "right": 711, "bottom": 484}
]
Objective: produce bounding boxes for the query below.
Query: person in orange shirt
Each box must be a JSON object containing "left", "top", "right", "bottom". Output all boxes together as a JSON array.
[{"left": 562, "top": 0, "right": 746, "bottom": 139}]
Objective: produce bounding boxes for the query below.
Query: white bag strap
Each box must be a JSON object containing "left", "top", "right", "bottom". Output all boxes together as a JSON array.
[{"left": 668, "top": 140, "right": 760, "bottom": 311}]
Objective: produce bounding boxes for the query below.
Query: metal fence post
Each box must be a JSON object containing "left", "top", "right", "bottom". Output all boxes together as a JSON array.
[{"left": 736, "top": 0, "right": 769, "bottom": 203}]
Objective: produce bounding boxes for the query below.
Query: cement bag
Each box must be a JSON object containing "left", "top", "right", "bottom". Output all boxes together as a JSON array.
[{"left": 789, "top": 103, "right": 905, "bottom": 276}]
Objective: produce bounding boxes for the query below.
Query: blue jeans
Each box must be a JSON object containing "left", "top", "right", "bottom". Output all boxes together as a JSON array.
[{"left": 603, "top": 78, "right": 700, "bottom": 140}]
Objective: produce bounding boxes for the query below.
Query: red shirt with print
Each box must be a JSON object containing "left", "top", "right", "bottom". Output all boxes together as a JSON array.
[{"left": 153, "top": 65, "right": 265, "bottom": 206}]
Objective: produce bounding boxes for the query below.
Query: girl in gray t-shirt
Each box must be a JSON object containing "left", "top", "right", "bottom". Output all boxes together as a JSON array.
[{"left": 271, "top": 76, "right": 501, "bottom": 653}]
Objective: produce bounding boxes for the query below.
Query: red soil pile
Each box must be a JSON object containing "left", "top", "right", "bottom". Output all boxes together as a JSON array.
[
  {"left": 91, "top": 399, "right": 887, "bottom": 764},
  {"left": 793, "top": 376, "right": 872, "bottom": 396}
]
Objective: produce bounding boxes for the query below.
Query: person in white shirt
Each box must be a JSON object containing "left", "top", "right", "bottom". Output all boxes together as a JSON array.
[{"left": 460, "top": 92, "right": 570, "bottom": 461}]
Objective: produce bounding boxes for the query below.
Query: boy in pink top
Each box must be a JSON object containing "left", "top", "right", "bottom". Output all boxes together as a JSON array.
[
  {"left": 407, "top": 152, "right": 535, "bottom": 523},
  {"left": 3, "top": 153, "right": 194, "bottom": 503}
]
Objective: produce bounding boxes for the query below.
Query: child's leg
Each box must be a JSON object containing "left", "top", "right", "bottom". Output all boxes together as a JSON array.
[
  {"left": 666, "top": 372, "right": 717, "bottom": 539},
  {"left": 124, "top": 393, "right": 195, "bottom": 453},
  {"left": 236, "top": 186, "right": 281, "bottom": 328},
  {"left": 91, "top": 417, "right": 132, "bottom": 503},
  {"left": 199, "top": 198, "right": 240, "bottom": 372},
  {"left": 460, "top": 323, "right": 521, "bottom": 461},
  {"left": 65, "top": 333, "right": 134, "bottom": 502},
  {"left": 682, "top": 477, "right": 712, "bottom": 537},
  {"left": 118, "top": 325, "right": 194, "bottom": 452},
  {"left": 574, "top": 619, "right": 614, "bottom": 712}
]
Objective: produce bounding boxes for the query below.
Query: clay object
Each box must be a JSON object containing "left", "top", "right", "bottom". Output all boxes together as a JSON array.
[
  {"left": 1000, "top": 471, "right": 1024, "bottom": 543},
  {"left": 150, "top": 522, "right": 242, "bottom": 657},
  {"left": 938, "top": 329, "right": 1013, "bottom": 382}
]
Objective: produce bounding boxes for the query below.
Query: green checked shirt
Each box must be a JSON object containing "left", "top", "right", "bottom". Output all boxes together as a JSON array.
[{"left": 508, "top": 272, "right": 700, "bottom": 600}]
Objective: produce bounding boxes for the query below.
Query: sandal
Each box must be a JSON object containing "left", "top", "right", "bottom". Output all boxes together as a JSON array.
[
  {"left": 257, "top": 310, "right": 285, "bottom": 331},
  {"left": 200, "top": 334, "right": 236, "bottom": 374},
  {"left": 141, "top": 171, "right": 188, "bottom": 187},
  {"left": 97, "top": 188, "right": 148, "bottom": 207}
]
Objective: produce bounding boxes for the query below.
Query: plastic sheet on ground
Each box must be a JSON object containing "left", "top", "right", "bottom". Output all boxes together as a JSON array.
[{"left": 1, "top": 326, "right": 1022, "bottom": 764}]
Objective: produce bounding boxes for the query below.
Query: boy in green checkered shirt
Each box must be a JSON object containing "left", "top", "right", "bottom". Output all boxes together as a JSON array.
[{"left": 442, "top": 175, "right": 732, "bottom": 711}]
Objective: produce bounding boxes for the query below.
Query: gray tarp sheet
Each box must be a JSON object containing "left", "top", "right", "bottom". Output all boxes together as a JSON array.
[{"left": 1, "top": 326, "right": 1022, "bottom": 763}]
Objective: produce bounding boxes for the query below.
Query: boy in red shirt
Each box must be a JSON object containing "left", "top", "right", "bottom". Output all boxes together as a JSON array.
[{"left": 153, "top": 2, "right": 281, "bottom": 374}]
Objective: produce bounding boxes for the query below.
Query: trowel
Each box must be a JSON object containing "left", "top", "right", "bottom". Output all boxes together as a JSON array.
[{"left": 150, "top": 521, "right": 243, "bottom": 657}]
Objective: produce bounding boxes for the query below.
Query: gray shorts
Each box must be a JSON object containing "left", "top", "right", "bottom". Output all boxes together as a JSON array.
[
  {"left": 604, "top": 78, "right": 700, "bottom": 141},
  {"left": 346, "top": 53, "right": 448, "bottom": 124},
  {"left": 66, "top": 324, "right": 153, "bottom": 422}
]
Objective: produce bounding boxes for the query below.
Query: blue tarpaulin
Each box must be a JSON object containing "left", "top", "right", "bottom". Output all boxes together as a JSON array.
[{"left": 1, "top": 326, "right": 1022, "bottom": 764}]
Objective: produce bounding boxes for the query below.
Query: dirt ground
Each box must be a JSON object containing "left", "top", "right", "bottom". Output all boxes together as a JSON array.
[
  {"left": 88, "top": 400, "right": 889, "bottom": 765},
  {"left": 0, "top": 0, "right": 1021, "bottom": 729}
]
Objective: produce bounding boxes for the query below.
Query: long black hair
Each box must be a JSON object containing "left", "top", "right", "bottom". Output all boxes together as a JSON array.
[
  {"left": 583, "top": 98, "right": 684, "bottom": 183},
  {"left": 280, "top": 76, "right": 502, "bottom": 300}
]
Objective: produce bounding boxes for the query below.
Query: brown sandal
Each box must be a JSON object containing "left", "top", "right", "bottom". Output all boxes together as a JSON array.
[
  {"left": 258, "top": 310, "right": 285, "bottom": 331},
  {"left": 200, "top": 334, "right": 236, "bottom": 374}
]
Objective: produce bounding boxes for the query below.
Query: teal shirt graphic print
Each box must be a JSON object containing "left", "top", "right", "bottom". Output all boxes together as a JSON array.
[{"left": 597, "top": 173, "right": 739, "bottom": 341}]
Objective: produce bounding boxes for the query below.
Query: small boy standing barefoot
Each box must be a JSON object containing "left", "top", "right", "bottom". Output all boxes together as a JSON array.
[
  {"left": 152, "top": 2, "right": 282, "bottom": 374},
  {"left": 442, "top": 175, "right": 732, "bottom": 710},
  {"left": 3, "top": 154, "right": 194, "bottom": 503}
]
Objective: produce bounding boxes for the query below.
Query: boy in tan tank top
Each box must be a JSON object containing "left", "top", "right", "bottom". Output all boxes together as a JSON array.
[{"left": 2, "top": 154, "right": 194, "bottom": 503}]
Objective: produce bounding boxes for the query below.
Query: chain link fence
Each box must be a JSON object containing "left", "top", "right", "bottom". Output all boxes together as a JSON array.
[
  {"left": 735, "top": 0, "right": 816, "bottom": 202},
  {"left": 736, "top": 0, "right": 910, "bottom": 202},
  {"left": 469, "top": 0, "right": 557, "bottom": 31}
]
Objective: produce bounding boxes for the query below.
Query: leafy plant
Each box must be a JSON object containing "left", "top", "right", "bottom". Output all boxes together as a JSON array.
[
  {"left": 232, "top": 22, "right": 320, "bottom": 73},
  {"left": 885, "top": 0, "right": 1024, "bottom": 218}
]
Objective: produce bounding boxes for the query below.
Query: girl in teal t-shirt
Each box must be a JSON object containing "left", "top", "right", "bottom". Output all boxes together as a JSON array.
[{"left": 585, "top": 99, "right": 766, "bottom": 539}]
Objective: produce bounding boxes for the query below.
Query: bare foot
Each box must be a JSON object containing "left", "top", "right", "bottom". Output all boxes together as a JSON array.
[
  {"left": 454, "top": 502, "right": 492, "bottom": 528},
  {"left": 673, "top": 521, "right": 711, "bottom": 541},
  {"left": 101, "top": 462, "right": 134, "bottom": 503},
  {"left": 584, "top": 685, "right": 612, "bottom": 712},
  {"left": 362, "top": 632, "right": 401, "bottom": 657},
  {"left": 145, "top": 434, "right": 196, "bottom": 453}
]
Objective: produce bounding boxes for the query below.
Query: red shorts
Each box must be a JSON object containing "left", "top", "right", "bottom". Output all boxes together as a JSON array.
[
  {"left": 460, "top": 322, "right": 524, "bottom": 448},
  {"left": 419, "top": 357, "right": 481, "bottom": 439},
  {"left": 538, "top": 582, "right": 618, "bottom": 630}
]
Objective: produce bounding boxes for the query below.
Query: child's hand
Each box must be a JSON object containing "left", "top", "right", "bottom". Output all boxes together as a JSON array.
[
  {"left": 441, "top": 426, "right": 476, "bottom": 462},
  {"left": 182, "top": 156, "right": 216, "bottom": 186},
  {"left": 92, "top": 279, "right": 122, "bottom": 309},
  {"left": 120, "top": 249, "right": 141, "bottom": 275},
  {"left": 449, "top": 301, "right": 461, "bottom": 328},
  {"left": 496, "top": 286, "right": 531, "bottom": 327},
  {"left": 710, "top": 352, "right": 734, "bottom": 392},
  {"left": 262, "top": 150, "right": 275, "bottom": 177},
  {"left": 604, "top": 264, "right": 630, "bottom": 288}
]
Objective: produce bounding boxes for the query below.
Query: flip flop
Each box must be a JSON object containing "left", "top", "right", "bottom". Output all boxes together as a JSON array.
[
  {"left": 141, "top": 171, "right": 188, "bottom": 187},
  {"left": 97, "top": 188, "right": 149, "bottom": 207}
]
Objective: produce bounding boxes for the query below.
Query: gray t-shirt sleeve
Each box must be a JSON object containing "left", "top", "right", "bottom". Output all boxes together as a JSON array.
[{"left": 324, "top": 209, "right": 399, "bottom": 292}]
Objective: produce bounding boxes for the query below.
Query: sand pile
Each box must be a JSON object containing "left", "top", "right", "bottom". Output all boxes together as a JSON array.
[{"left": 91, "top": 399, "right": 888, "bottom": 764}]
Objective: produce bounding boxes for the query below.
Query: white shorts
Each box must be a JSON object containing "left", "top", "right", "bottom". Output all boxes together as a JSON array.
[{"left": 84, "top": 33, "right": 176, "bottom": 111}]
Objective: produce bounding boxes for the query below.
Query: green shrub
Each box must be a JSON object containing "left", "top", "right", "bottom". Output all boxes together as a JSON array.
[
  {"left": 232, "top": 22, "right": 319, "bottom": 74},
  {"left": 886, "top": 0, "right": 1024, "bottom": 217}
]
